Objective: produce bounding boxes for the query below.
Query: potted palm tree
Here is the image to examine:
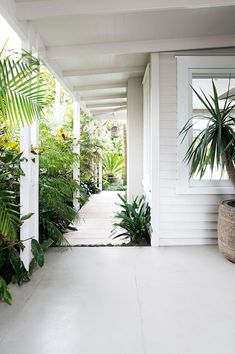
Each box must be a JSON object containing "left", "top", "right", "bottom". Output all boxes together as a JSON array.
[{"left": 179, "top": 80, "right": 235, "bottom": 262}]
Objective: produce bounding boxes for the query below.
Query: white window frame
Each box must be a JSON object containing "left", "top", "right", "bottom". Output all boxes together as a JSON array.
[{"left": 177, "top": 56, "right": 235, "bottom": 195}]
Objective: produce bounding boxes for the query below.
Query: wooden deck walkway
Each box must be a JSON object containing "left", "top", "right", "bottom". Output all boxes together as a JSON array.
[{"left": 65, "top": 191, "right": 125, "bottom": 246}]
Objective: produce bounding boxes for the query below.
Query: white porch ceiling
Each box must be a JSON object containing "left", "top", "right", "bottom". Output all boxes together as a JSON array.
[{"left": 2, "top": 1, "right": 235, "bottom": 118}]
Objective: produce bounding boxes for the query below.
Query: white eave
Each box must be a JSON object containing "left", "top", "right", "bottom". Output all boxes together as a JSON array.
[{"left": 1, "top": 0, "right": 235, "bottom": 117}]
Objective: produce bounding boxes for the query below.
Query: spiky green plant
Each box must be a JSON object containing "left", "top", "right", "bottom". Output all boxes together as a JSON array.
[
  {"left": 103, "top": 152, "right": 124, "bottom": 178},
  {"left": 112, "top": 193, "right": 151, "bottom": 244},
  {"left": 179, "top": 80, "right": 235, "bottom": 186}
]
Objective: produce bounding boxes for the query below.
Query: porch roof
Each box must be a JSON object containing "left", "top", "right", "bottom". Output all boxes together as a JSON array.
[{"left": 1, "top": 1, "right": 235, "bottom": 118}]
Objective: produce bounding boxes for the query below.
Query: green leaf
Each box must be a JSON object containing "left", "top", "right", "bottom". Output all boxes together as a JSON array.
[
  {"left": 21, "top": 212, "right": 34, "bottom": 222},
  {"left": 0, "top": 276, "right": 12, "bottom": 305},
  {"left": 31, "top": 239, "right": 44, "bottom": 267},
  {"left": 41, "top": 238, "right": 54, "bottom": 251}
]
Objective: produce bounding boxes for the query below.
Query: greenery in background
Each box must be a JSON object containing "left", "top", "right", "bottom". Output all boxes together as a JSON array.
[
  {"left": 112, "top": 194, "right": 151, "bottom": 245},
  {"left": 39, "top": 123, "right": 80, "bottom": 246},
  {"left": 80, "top": 111, "right": 101, "bottom": 186},
  {"left": 38, "top": 66, "right": 101, "bottom": 247},
  {"left": 102, "top": 122, "right": 126, "bottom": 191},
  {"left": 179, "top": 80, "right": 235, "bottom": 187},
  {"left": 102, "top": 153, "right": 124, "bottom": 180},
  {"left": 0, "top": 47, "right": 50, "bottom": 304}
]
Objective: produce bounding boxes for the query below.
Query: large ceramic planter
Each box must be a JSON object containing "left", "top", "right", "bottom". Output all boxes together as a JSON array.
[{"left": 218, "top": 200, "right": 235, "bottom": 263}]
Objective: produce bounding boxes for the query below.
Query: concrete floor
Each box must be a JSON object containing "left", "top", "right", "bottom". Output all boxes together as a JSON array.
[
  {"left": 65, "top": 191, "right": 126, "bottom": 245},
  {"left": 0, "top": 246, "right": 235, "bottom": 354}
]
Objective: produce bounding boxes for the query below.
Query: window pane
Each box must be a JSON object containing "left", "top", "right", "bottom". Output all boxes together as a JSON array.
[{"left": 191, "top": 76, "right": 235, "bottom": 181}]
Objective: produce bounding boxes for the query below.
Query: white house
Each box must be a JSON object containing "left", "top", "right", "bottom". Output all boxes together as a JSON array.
[{"left": 1, "top": 0, "right": 235, "bottom": 263}]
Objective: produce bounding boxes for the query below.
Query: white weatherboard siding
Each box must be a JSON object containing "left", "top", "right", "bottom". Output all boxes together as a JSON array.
[{"left": 158, "top": 53, "right": 234, "bottom": 246}]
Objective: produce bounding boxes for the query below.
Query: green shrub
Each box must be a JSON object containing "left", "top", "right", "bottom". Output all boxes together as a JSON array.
[
  {"left": 39, "top": 124, "right": 81, "bottom": 245},
  {"left": 0, "top": 48, "right": 50, "bottom": 304},
  {"left": 112, "top": 194, "right": 151, "bottom": 245}
]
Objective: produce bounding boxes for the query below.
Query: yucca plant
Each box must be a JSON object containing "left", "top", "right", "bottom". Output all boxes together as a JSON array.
[
  {"left": 179, "top": 80, "right": 235, "bottom": 262},
  {"left": 179, "top": 80, "right": 235, "bottom": 185},
  {"left": 112, "top": 193, "right": 151, "bottom": 245}
]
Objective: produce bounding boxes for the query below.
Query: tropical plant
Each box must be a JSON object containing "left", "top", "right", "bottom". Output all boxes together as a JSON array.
[
  {"left": 39, "top": 124, "right": 80, "bottom": 245},
  {"left": 112, "top": 193, "right": 151, "bottom": 244},
  {"left": 0, "top": 140, "right": 46, "bottom": 304},
  {"left": 103, "top": 152, "right": 124, "bottom": 180},
  {"left": 0, "top": 46, "right": 50, "bottom": 304},
  {"left": 80, "top": 111, "right": 101, "bottom": 184},
  {"left": 0, "top": 46, "right": 49, "bottom": 127},
  {"left": 179, "top": 80, "right": 235, "bottom": 186}
]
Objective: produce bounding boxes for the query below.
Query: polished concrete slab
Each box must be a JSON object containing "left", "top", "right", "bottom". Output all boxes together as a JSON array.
[
  {"left": 65, "top": 191, "right": 126, "bottom": 245},
  {"left": 0, "top": 246, "right": 235, "bottom": 354}
]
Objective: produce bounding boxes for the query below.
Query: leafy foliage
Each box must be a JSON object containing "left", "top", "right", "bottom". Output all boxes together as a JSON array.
[
  {"left": 0, "top": 49, "right": 50, "bottom": 126},
  {"left": 179, "top": 80, "right": 235, "bottom": 186},
  {"left": 112, "top": 194, "right": 151, "bottom": 244},
  {"left": 0, "top": 47, "right": 50, "bottom": 304},
  {"left": 0, "top": 148, "right": 45, "bottom": 304},
  {"left": 103, "top": 152, "right": 124, "bottom": 178},
  {"left": 39, "top": 124, "right": 80, "bottom": 245},
  {"left": 80, "top": 111, "right": 101, "bottom": 183}
]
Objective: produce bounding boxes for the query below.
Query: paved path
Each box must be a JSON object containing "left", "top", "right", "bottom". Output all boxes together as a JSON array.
[
  {"left": 1, "top": 246, "right": 235, "bottom": 354},
  {"left": 65, "top": 191, "right": 125, "bottom": 245}
]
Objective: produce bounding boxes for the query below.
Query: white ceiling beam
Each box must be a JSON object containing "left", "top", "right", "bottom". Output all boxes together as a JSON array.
[
  {"left": 74, "top": 83, "right": 128, "bottom": 91},
  {"left": 16, "top": 0, "right": 235, "bottom": 20},
  {"left": 93, "top": 112, "right": 127, "bottom": 121},
  {"left": 63, "top": 66, "right": 145, "bottom": 77},
  {"left": 81, "top": 93, "right": 127, "bottom": 101},
  {"left": 0, "top": 0, "right": 79, "bottom": 101},
  {"left": 87, "top": 102, "right": 127, "bottom": 109},
  {"left": 92, "top": 107, "right": 127, "bottom": 116},
  {"left": 47, "top": 35, "right": 235, "bottom": 59}
]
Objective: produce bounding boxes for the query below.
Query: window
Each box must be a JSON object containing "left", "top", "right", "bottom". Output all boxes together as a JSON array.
[{"left": 177, "top": 56, "right": 235, "bottom": 194}]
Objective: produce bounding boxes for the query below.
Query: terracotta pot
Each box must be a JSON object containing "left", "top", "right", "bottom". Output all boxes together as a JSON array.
[{"left": 218, "top": 200, "right": 235, "bottom": 263}]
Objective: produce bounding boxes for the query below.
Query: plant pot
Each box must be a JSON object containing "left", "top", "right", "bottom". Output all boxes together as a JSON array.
[
  {"left": 218, "top": 200, "right": 235, "bottom": 263},
  {"left": 108, "top": 176, "right": 118, "bottom": 184}
]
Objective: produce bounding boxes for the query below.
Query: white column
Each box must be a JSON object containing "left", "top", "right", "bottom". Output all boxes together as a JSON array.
[
  {"left": 90, "top": 119, "right": 97, "bottom": 185},
  {"left": 98, "top": 120, "right": 103, "bottom": 191},
  {"left": 20, "top": 37, "right": 40, "bottom": 269},
  {"left": 20, "top": 125, "right": 33, "bottom": 270},
  {"left": 73, "top": 101, "right": 81, "bottom": 211},
  {"left": 127, "top": 77, "right": 143, "bottom": 201},
  {"left": 30, "top": 118, "right": 39, "bottom": 243},
  {"left": 150, "top": 53, "right": 160, "bottom": 246}
]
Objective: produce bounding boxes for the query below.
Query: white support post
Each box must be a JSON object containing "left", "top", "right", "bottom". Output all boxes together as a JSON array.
[
  {"left": 150, "top": 53, "right": 160, "bottom": 247},
  {"left": 127, "top": 77, "right": 144, "bottom": 201},
  {"left": 98, "top": 120, "right": 103, "bottom": 191},
  {"left": 90, "top": 119, "right": 97, "bottom": 185},
  {"left": 73, "top": 101, "right": 81, "bottom": 211},
  {"left": 20, "top": 125, "right": 33, "bottom": 270},
  {"left": 20, "top": 34, "right": 40, "bottom": 269}
]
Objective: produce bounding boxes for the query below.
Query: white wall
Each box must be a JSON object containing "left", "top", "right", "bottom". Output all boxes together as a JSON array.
[
  {"left": 127, "top": 77, "right": 143, "bottom": 200},
  {"left": 156, "top": 53, "right": 233, "bottom": 246}
]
